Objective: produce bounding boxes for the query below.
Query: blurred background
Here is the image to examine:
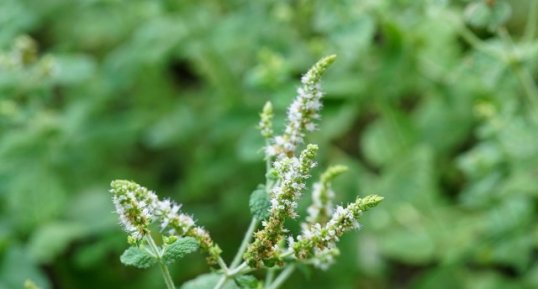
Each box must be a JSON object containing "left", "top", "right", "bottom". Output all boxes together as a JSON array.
[{"left": 1, "top": 0, "right": 538, "bottom": 288}]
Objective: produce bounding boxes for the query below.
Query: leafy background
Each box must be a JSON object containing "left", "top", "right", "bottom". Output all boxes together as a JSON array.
[{"left": 1, "top": 0, "right": 538, "bottom": 288}]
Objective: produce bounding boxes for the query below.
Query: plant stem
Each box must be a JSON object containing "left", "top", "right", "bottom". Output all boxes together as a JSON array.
[
  {"left": 213, "top": 275, "right": 227, "bottom": 289},
  {"left": 229, "top": 262, "right": 249, "bottom": 276},
  {"left": 265, "top": 268, "right": 275, "bottom": 288},
  {"left": 512, "top": 62, "right": 538, "bottom": 108},
  {"left": 266, "top": 266, "right": 295, "bottom": 289},
  {"left": 158, "top": 262, "right": 176, "bottom": 289},
  {"left": 524, "top": 0, "right": 538, "bottom": 42},
  {"left": 214, "top": 141, "right": 274, "bottom": 289},
  {"left": 278, "top": 250, "right": 293, "bottom": 259},
  {"left": 230, "top": 217, "right": 259, "bottom": 268},
  {"left": 497, "top": 28, "right": 538, "bottom": 110},
  {"left": 146, "top": 236, "right": 176, "bottom": 289},
  {"left": 217, "top": 257, "right": 229, "bottom": 271}
]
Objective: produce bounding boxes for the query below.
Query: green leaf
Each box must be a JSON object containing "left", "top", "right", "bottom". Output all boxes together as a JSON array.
[
  {"left": 120, "top": 246, "right": 156, "bottom": 269},
  {"left": 162, "top": 237, "right": 199, "bottom": 265},
  {"left": 249, "top": 185, "right": 271, "bottom": 220},
  {"left": 181, "top": 273, "right": 238, "bottom": 289},
  {"left": 28, "top": 222, "right": 85, "bottom": 263},
  {"left": 0, "top": 246, "right": 50, "bottom": 289},
  {"left": 234, "top": 275, "right": 259, "bottom": 289},
  {"left": 464, "top": 1, "right": 511, "bottom": 31}
]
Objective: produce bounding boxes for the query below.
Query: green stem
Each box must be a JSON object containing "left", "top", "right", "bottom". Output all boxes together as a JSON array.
[
  {"left": 217, "top": 257, "right": 229, "bottom": 271},
  {"left": 266, "top": 266, "right": 295, "bottom": 289},
  {"left": 158, "top": 262, "right": 176, "bottom": 289},
  {"left": 498, "top": 28, "right": 538, "bottom": 110},
  {"left": 265, "top": 269, "right": 275, "bottom": 288},
  {"left": 214, "top": 140, "right": 274, "bottom": 289},
  {"left": 213, "top": 275, "right": 227, "bottom": 289},
  {"left": 230, "top": 218, "right": 258, "bottom": 268},
  {"left": 228, "top": 262, "right": 249, "bottom": 276},
  {"left": 146, "top": 236, "right": 176, "bottom": 289},
  {"left": 524, "top": 0, "right": 538, "bottom": 42},
  {"left": 212, "top": 262, "right": 251, "bottom": 289},
  {"left": 455, "top": 20, "right": 503, "bottom": 60},
  {"left": 511, "top": 62, "right": 538, "bottom": 110}
]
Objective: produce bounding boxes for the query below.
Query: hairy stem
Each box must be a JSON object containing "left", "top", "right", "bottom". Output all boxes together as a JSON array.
[
  {"left": 266, "top": 266, "right": 295, "bottom": 289},
  {"left": 146, "top": 236, "right": 176, "bottom": 289}
]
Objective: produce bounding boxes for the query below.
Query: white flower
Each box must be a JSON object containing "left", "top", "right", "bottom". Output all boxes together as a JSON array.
[
  {"left": 267, "top": 55, "right": 336, "bottom": 158},
  {"left": 155, "top": 199, "right": 182, "bottom": 229},
  {"left": 267, "top": 145, "right": 317, "bottom": 219},
  {"left": 110, "top": 180, "right": 159, "bottom": 240},
  {"left": 292, "top": 195, "right": 383, "bottom": 264},
  {"left": 304, "top": 165, "right": 347, "bottom": 229}
]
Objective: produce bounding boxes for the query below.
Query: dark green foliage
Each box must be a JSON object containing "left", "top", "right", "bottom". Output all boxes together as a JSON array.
[{"left": 1, "top": 0, "right": 538, "bottom": 289}]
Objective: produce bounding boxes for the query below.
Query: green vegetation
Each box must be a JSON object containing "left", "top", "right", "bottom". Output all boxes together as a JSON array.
[{"left": 1, "top": 1, "right": 538, "bottom": 289}]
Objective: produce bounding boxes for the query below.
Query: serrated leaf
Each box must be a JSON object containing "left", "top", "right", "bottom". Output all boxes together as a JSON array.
[
  {"left": 120, "top": 246, "right": 156, "bottom": 269},
  {"left": 162, "top": 237, "right": 199, "bottom": 265},
  {"left": 249, "top": 185, "right": 271, "bottom": 220},
  {"left": 180, "top": 273, "right": 238, "bottom": 289}
]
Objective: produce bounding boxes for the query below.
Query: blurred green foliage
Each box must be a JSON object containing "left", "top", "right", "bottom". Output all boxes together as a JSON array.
[{"left": 1, "top": 0, "right": 538, "bottom": 288}]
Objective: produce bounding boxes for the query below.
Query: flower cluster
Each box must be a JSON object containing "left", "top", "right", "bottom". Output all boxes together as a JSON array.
[
  {"left": 245, "top": 56, "right": 383, "bottom": 270},
  {"left": 304, "top": 165, "right": 348, "bottom": 227},
  {"left": 245, "top": 145, "right": 318, "bottom": 267},
  {"left": 270, "top": 144, "right": 318, "bottom": 218},
  {"left": 110, "top": 180, "right": 221, "bottom": 264},
  {"left": 292, "top": 195, "right": 384, "bottom": 264},
  {"left": 267, "top": 55, "right": 336, "bottom": 158},
  {"left": 111, "top": 56, "right": 384, "bottom": 289},
  {"left": 110, "top": 180, "right": 159, "bottom": 240},
  {"left": 259, "top": 101, "right": 274, "bottom": 139}
]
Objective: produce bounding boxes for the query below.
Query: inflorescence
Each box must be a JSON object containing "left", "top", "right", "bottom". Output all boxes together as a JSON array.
[
  {"left": 110, "top": 55, "right": 383, "bottom": 289},
  {"left": 110, "top": 180, "right": 221, "bottom": 264}
]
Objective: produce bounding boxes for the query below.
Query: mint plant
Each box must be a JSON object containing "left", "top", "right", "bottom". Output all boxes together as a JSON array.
[{"left": 110, "top": 56, "right": 383, "bottom": 289}]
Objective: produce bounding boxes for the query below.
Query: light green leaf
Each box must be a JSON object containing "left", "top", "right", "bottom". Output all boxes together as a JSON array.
[
  {"left": 162, "top": 237, "right": 199, "bottom": 265},
  {"left": 464, "top": 1, "right": 511, "bottom": 31},
  {"left": 249, "top": 185, "right": 270, "bottom": 220},
  {"left": 234, "top": 275, "right": 259, "bottom": 289},
  {"left": 28, "top": 222, "right": 85, "bottom": 263},
  {"left": 120, "top": 246, "right": 156, "bottom": 269}
]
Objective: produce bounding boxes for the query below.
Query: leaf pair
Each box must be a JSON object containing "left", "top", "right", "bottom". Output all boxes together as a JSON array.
[{"left": 120, "top": 237, "right": 199, "bottom": 269}]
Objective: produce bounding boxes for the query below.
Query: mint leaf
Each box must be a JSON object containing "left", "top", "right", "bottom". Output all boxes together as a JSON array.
[
  {"left": 249, "top": 185, "right": 271, "bottom": 220},
  {"left": 234, "top": 275, "right": 259, "bottom": 289},
  {"left": 120, "top": 246, "right": 156, "bottom": 269},
  {"left": 162, "top": 237, "right": 199, "bottom": 265}
]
